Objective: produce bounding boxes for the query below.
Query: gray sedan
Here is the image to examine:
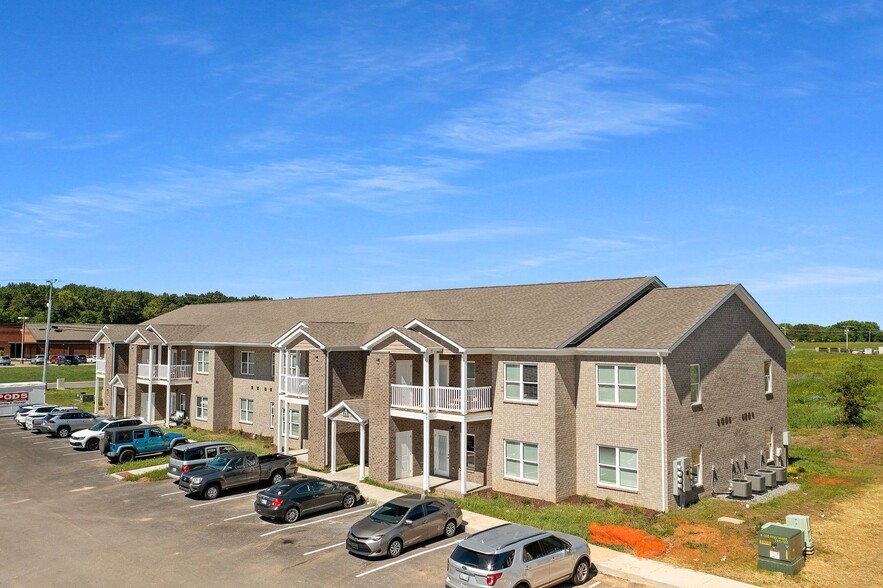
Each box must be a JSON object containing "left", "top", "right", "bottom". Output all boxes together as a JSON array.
[{"left": 346, "top": 494, "right": 462, "bottom": 558}]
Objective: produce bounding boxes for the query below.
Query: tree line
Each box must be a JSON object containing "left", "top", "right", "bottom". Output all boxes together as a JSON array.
[
  {"left": 0, "top": 282, "right": 268, "bottom": 325},
  {"left": 778, "top": 320, "right": 882, "bottom": 343}
]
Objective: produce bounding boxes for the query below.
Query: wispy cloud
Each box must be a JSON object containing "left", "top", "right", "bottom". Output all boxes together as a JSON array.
[
  {"left": 428, "top": 68, "right": 692, "bottom": 153},
  {"left": 0, "top": 130, "right": 51, "bottom": 145},
  {"left": 750, "top": 266, "right": 883, "bottom": 293},
  {"left": 154, "top": 31, "right": 216, "bottom": 54},
  {"left": 0, "top": 130, "right": 126, "bottom": 150},
  {"left": 230, "top": 129, "right": 298, "bottom": 152},
  {"left": 389, "top": 225, "right": 541, "bottom": 243},
  {"left": 58, "top": 131, "right": 128, "bottom": 150}
]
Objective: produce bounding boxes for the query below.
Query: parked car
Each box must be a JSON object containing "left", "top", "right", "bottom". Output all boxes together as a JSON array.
[
  {"left": 30, "top": 406, "right": 78, "bottom": 432},
  {"left": 0, "top": 356, "right": 11, "bottom": 366},
  {"left": 69, "top": 416, "right": 149, "bottom": 451},
  {"left": 76, "top": 355, "right": 87, "bottom": 365},
  {"left": 178, "top": 450, "right": 298, "bottom": 500},
  {"left": 49, "top": 355, "right": 59, "bottom": 364},
  {"left": 14, "top": 404, "right": 56, "bottom": 427},
  {"left": 55, "top": 355, "right": 80, "bottom": 366},
  {"left": 30, "top": 354, "right": 46, "bottom": 365},
  {"left": 42, "top": 410, "right": 101, "bottom": 438},
  {"left": 445, "top": 523, "right": 592, "bottom": 588},
  {"left": 346, "top": 494, "right": 463, "bottom": 558},
  {"left": 168, "top": 441, "right": 237, "bottom": 481},
  {"left": 254, "top": 475, "right": 361, "bottom": 523},
  {"left": 86, "top": 355, "right": 97, "bottom": 363},
  {"left": 101, "top": 424, "right": 187, "bottom": 463}
]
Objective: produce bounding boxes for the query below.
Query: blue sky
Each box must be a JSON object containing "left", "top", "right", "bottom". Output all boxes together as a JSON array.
[{"left": 2, "top": 1, "right": 882, "bottom": 326}]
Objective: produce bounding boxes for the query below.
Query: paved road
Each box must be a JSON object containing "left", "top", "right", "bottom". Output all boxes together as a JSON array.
[{"left": 0, "top": 416, "right": 644, "bottom": 587}]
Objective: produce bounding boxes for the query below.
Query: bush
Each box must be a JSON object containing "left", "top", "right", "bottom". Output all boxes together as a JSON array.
[{"left": 831, "top": 360, "right": 875, "bottom": 426}]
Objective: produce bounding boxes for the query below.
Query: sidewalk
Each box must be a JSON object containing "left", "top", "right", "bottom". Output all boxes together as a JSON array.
[{"left": 305, "top": 465, "right": 758, "bottom": 588}]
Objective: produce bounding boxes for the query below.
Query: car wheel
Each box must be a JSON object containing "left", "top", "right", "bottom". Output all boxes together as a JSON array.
[
  {"left": 387, "top": 538, "right": 404, "bottom": 558},
  {"left": 56, "top": 427, "right": 70, "bottom": 438},
  {"left": 203, "top": 484, "right": 221, "bottom": 500},
  {"left": 443, "top": 519, "right": 458, "bottom": 538},
  {"left": 284, "top": 507, "right": 300, "bottom": 523},
  {"left": 571, "top": 558, "right": 591, "bottom": 585},
  {"left": 342, "top": 493, "right": 356, "bottom": 509},
  {"left": 85, "top": 438, "right": 99, "bottom": 450},
  {"left": 270, "top": 470, "right": 285, "bottom": 485},
  {"left": 119, "top": 449, "right": 135, "bottom": 463}
]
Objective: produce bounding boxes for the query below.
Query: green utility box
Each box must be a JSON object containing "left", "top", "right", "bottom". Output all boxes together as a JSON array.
[{"left": 757, "top": 523, "right": 805, "bottom": 575}]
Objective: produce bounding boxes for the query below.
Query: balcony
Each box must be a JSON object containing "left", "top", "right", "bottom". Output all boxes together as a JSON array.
[
  {"left": 390, "top": 384, "right": 493, "bottom": 413},
  {"left": 96, "top": 358, "right": 106, "bottom": 375},
  {"left": 136, "top": 363, "right": 193, "bottom": 382},
  {"left": 282, "top": 375, "right": 310, "bottom": 398}
]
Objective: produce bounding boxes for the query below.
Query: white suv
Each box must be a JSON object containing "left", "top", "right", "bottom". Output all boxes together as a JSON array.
[
  {"left": 15, "top": 404, "right": 56, "bottom": 428},
  {"left": 69, "top": 416, "right": 148, "bottom": 451}
]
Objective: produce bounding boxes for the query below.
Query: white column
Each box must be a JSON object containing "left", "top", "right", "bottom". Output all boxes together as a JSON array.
[
  {"left": 147, "top": 345, "right": 154, "bottom": 422},
  {"left": 330, "top": 419, "right": 338, "bottom": 473},
  {"left": 284, "top": 402, "right": 290, "bottom": 455},
  {"left": 94, "top": 341, "right": 100, "bottom": 414},
  {"left": 165, "top": 344, "right": 173, "bottom": 426},
  {"left": 359, "top": 422, "right": 366, "bottom": 481},
  {"left": 460, "top": 352, "right": 468, "bottom": 495},
  {"left": 423, "top": 351, "right": 430, "bottom": 492},
  {"left": 123, "top": 386, "right": 128, "bottom": 416}
]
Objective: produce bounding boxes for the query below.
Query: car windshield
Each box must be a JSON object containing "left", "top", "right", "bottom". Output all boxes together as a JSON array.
[
  {"left": 450, "top": 546, "right": 515, "bottom": 571},
  {"left": 89, "top": 421, "right": 111, "bottom": 432},
  {"left": 205, "top": 456, "right": 233, "bottom": 470},
  {"left": 369, "top": 502, "right": 410, "bottom": 524}
]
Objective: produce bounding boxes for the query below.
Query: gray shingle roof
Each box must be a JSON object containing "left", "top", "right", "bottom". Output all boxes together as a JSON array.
[{"left": 28, "top": 323, "right": 102, "bottom": 343}]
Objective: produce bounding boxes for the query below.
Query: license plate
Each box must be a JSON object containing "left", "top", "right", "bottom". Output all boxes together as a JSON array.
[
  {"left": 459, "top": 573, "right": 469, "bottom": 581},
  {"left": 261, "top": 498, "right": 268, "bottom": 505}
]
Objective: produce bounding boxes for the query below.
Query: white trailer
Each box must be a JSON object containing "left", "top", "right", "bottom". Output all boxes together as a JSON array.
[{"left": 0, "top": 381, "right": 46, "bottom": 417}]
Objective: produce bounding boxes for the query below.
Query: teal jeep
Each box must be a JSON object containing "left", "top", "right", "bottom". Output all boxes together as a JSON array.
[{"left": 101, "top": 424, "right": 187, "bottom": 463}]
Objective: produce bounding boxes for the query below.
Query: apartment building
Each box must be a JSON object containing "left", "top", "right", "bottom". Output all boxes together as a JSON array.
[{"left": 94, "top": 277, "right": 790, "bottom": 512}]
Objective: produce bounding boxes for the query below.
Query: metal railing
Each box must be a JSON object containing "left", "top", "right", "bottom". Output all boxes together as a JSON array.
[
  {"left": 95, "top": 358, "right": 106, "bottom": 374},
  {"left": 283, "top": 375, "right": 310, "bottom": 397},
  {"left": 391, "top": 384, "right": 424, "bottom": 409},
  {"left": 391, "top": 384, "right": 493, "bottom": 412},
  {"left": 136, "top": 363, "right": 193, "bottom": 381}
]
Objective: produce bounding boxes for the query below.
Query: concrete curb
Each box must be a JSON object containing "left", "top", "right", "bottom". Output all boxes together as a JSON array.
[{"left": 109, "top": 463, "right": 168, "bottom": 480}]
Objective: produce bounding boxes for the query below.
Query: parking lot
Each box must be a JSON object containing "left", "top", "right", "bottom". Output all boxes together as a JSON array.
[{"left": 0, "top": 416, "right": 643, "bottom": 587}]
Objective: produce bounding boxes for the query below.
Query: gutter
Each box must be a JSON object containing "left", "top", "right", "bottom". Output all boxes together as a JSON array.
[
  {"left": 658, "top": 351, "right": 667, "bottom": 513},
  {"left": 324, "top": 349, "right": 331, "bottom": 468}
]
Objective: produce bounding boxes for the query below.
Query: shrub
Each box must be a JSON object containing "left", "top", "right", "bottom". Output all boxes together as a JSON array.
[{"left": 831, "top": 360, "right": 875, "bottom": 426}]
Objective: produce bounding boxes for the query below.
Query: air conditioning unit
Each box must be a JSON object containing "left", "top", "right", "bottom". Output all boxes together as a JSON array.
[{"left": 730, "top": 478, "right": 752, "bottom": 499}]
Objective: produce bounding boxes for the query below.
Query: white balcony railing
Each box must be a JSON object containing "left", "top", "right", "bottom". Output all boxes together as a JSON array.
[
  {"left": 391, "top": 385, "right": 493, "bottom": 413},
  {"left": 283, "top": 375, "right": 310, "bottom": 397},
  {"left": 96, "top": 358, "right": 106, "bottom": 374},
  {"left": 136, "top": 363, "right": 193, "bottom": 381}
]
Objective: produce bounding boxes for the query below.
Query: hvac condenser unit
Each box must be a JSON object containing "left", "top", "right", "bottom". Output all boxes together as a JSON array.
[{"left": 730, "top": 479, "right": 752, "bottom": 499}]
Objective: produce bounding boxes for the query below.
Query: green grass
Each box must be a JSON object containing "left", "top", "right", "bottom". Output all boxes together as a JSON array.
[
  {"left": 106, "top": 455, "right": 170, "bottom": 473},
  {"left": 46, "top": 388, "right": 100, "bottom": 411},
  {"left": 123, "top": 469, "right": 172, "bottom": 482},
  {"left": 0, "top": 364, "right": 95, "bottom": 384}
]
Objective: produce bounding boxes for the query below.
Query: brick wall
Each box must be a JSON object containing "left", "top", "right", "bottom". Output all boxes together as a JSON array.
[
  {"left": 231, "top": 346, "right": 278, "bottom": 439},
  {"left": 366, "top": 352, "right": 392, "bottom": 481}
]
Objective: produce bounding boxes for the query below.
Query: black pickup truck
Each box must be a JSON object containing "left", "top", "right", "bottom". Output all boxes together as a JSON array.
[{"left": 178, "top": 451, "right": 298, "bottom": 500}]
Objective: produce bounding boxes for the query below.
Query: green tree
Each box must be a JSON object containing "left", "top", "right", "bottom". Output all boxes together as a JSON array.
[{"left": 831, "top": 360, "right": 876, "bottom": 426}]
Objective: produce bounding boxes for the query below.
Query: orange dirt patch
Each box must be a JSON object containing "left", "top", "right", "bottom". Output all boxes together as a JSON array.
[
  {"left": 588, "top": 522, "right": 668, "bottom": 558},
  {"left": 812, "top": 475, "right": 848, "bottom": 486}
]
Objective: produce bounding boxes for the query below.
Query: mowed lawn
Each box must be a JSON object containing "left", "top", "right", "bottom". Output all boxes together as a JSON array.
[{"left": 0, "top": 364, "right": 95, "bottom": 384}]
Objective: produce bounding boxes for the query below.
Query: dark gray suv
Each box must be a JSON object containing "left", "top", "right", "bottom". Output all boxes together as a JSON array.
[{"left": 445, "top": 523, "right": 591, "bottom": 588}]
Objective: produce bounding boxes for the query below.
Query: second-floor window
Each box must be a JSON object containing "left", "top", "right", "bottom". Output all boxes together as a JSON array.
[
  {"left": 196, "top": 350, "right": 209, "bottom": 374},
  {"left": 763, "top": 360, "right": 772, "bottom": 394},
  {"left": 690, "top": 364, "right": 701, "bottom": 404},
  {"left": 467, "top": 361, "right": 476, "bottom": 388},
  {"left": 239, "top": 398, "right": 254, "bottom": 423},
  {"left": 597, "top": 365, "right": 636, "bottom": 406},
  {"left": 241, "top": 351, "right": 255, "bottom": 376},
  {"left": 504, "top": 363, "right": 538, "bottom": 402}
]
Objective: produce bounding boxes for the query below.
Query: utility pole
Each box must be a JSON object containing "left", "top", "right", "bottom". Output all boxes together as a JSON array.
[
  {"left": 17, "top": 315, "right": 29, "bottom": 363},
  {"left": 41, "top": 279, "right": 57, "bottom": 389},
  {"left": 844, "top": 328, "right": 850, "bottom": 351}
]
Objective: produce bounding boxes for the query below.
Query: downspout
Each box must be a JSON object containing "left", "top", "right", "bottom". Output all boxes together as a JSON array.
[
  {"left": 658, "top": 352, "right": 667, "bottom": 513},
  {"left": 324, "top": 349, "right": 331, "bottom": 468}
]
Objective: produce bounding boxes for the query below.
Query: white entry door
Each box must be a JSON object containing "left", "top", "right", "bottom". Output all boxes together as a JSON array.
[
  {"left": 395, "top": 431, "right": 413, "bottom": 478},
  {"left": 433, "top": 429, "right": 450, "bottom": 477},
  {"left": 140, "top": 392, "right": 151, "bottom": 421},
  {"left": 395, "top": 360, "right": 413, "bottom": 385},
  {"left": 437, "top": 360, "right": 450, "bottom": 386}
]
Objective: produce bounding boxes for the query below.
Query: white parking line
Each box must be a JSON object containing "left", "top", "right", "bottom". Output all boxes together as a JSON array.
[
  {"left": 69, "top": 486, "right": 96, "bottom": 493},
  {"left": 260, "top": 506, "right": 374, "bottom": 537},
  {"left": 80, "top": 458, "right": 106, "bottom": 463},
  {"left": 303, "top": 541, "right": 345, "bottom": 556},
  {"left": 34, "top": 440, "right": 60, "bottom": 444},
  {"left": 62, "top": 452, "right": 83, "bottom": 457},
  {"left": 47, "top": 445, "right": 71, "bottom": 450},
  {"left": 354, "top": 539, "right": 464, "bottom": 578},
  {"left": 224, "top": 512, "right": 259, "bottom": 521},
  {"left": 588, "top": 581, "right": 601, "bottom": 588},
  {"left": 189, "top": 494, "right": 254, "bottom": 508}
]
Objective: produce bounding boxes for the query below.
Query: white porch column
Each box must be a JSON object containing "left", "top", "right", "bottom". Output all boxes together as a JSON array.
[
  {"left": 359, "top": 422, "right": 366, "bottom": 481},
  {"left": 460, "top": 352, "right": 468, "bottom": 495},
  {"left": 123, "top": 386, "right": 128, "bottom": 416},
  {"left": 165, "top": 344, "right": 173, "bottom": 426},
  {"left": 93, "top": 341, "right": 100, "bottom": 413},
  {"left": 284, "top": 402, "right": 290, "bottom": 455},
  {"left": 422, "top": 350, "right": 430, "bottom": 492},
  {"left": 147, "top": 345, "right": 155, "bottom": 422},
  {"left": 330, "top": 418, "right": 338, "bottom": 473}
]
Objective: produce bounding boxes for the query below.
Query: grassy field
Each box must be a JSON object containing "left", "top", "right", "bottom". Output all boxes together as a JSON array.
[{"left": 0, "top": 364, "right": 95, "bottom": 384}]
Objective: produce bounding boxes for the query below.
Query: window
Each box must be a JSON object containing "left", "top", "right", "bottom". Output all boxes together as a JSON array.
[
  {"left": 272, "top": 352, "right": 276, "bottom": 378},
  {"left": 522, "top": 541, "right": 543, "bottom": 562},
  {"left": 196, "top": 350, "right": 209, "bottom": 374},
  {"left": 239, "top": 398, "right": 254, "bottom": 423},
  {"left": 763, "top": 360, "right": 772, "bottom": 394},
  {"left": 597, "top": 365, "right": 637, "bottom": 406},
  {"left": 690, "top": 364, "right": 701, "bottom": 404},
  {"left": 195, "top": 396, "right": 208, "bottom": 420},
  {"left": 691, "top": 445, "right": 702, "bottom": 486},
  {"left": 466, "top": 433, "right": 475, "bottom": 472},
  {"left": 504, "top": 440, "right": 538, "bottom": 482},
  {"left": 134, "top": 430, "right": 145, "bottom": 440},
  {"left": 269, "top": 402, "right": 275, "bottom": 429},
  {"left": 287, "top": 409, "right": 300, "bottom": 438},
  {"left": 504, "top": 364, "right": 538, "bottom": 402},
  {"left": 598, "top": 446, "right": 638, "bottom": 490},
  {"left": 467, "top": 361, "right": 476, "bottom": 388},
  {"left": 241, "top": 351, "right": 255, "bottom": 376}
]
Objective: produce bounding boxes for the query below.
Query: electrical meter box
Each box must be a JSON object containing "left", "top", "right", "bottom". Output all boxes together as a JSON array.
[{"left": 757, "top": 523, "right": 805, "bottom": 575}]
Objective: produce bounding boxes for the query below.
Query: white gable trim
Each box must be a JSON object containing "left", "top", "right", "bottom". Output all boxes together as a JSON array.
[
  {"left": 124, "top": 328, "right": 151, "bottom": 344},
  {"left": 145, "top": 325, "right": 169, "bottom": 345},
  {"left": 361, "top": 327, "right": 441, "bottom": 353},
  {"left": 668, "top": 285, "right": 792, "bottom": 352},
  {"left": 273, "top": 326, "right": 325, "bottom": 350},
  {"left": 322, "top": 400, "right": 369, "bottom": 424},
  {"left": 272, "top": 322, "right": 312, "bottom": 347},
  {"left": 404, "top": 319, "right": 465, "bottom": 353},
  {"left": 108, "top": 373, "right": 126, "bottom": 388}
]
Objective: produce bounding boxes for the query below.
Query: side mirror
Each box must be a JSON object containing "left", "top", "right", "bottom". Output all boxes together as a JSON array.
[{"left": 404, "top": 519, "right": 414, "bottom": 525}]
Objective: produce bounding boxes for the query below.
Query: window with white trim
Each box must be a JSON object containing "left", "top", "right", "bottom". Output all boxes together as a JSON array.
[
  {"left": 690, "top": 364, "right": 701, "bottom": 404},
  {"left": 466, "top": 433, "right": 475, "bottom": 472},
  {"left": 597, "top": 365, "right": 637, "bottom": 406},
  {"left": 288, "top": 409, "right": 300, "bottom": 438},
  {"left": 271, "top": 353, "right": 276, "bottom": 378},
  {"left": 239, "top": 398, "right": 254, "bottom": 423},
  {"left": 691, "top": 445, "right": 702, "bottom": 487},
  {"left": 504, "top": 440, "right": 538, "bottom": 482},
  {"left": 196, "top": 350, "right": 209, "bottom": 374},
  {"left": 598, "top": 446, "right": 638, "bottom": 490},
  {"left": 195, "top": 396, "right": 208, "bottom": 420},
  {"left": 504, "top": 364, "right": 538, "bottom": 402},
  {"left": 763, "top": 360, "right": 772, "bottom": 394},
  {"left": 269, "top": 402, "right": 275, "bottom": 428},
  {"left": 241, "top": 351, "right": 255, "bottom": 376},
  {"left": 467, "top": 361, "right": 476, "bottom": 388}
]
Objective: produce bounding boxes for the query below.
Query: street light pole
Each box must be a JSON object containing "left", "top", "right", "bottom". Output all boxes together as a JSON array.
[
  {"left": 17, "top": 315, "right": 29, "bottom": 363},
  {"left": 41, "top": 280, "right": 57, "bottom": 390},
  {"left": 844, "top": 328, "right": 850, "bottom": 351}
]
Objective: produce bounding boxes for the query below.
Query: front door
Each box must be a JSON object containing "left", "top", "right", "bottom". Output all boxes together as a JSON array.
[
  {"left": 140, "top": 393, "right": 150, "bottom": 421},
  {"left": 395, "top": 360, "right": 413, "bottom": 385},
  {"left": 437, "top": 360, "right": 450, "bottom": 386},
  {"left": 433, "top": 429, "right": 449, "bottom": 477},
  {"left": 395, "top": 431, "right": 413, "bottom": 478}
]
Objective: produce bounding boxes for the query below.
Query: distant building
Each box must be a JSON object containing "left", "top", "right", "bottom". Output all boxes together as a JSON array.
[{"left": 0, "top": 323, "right": 102, "bottom": 359}]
